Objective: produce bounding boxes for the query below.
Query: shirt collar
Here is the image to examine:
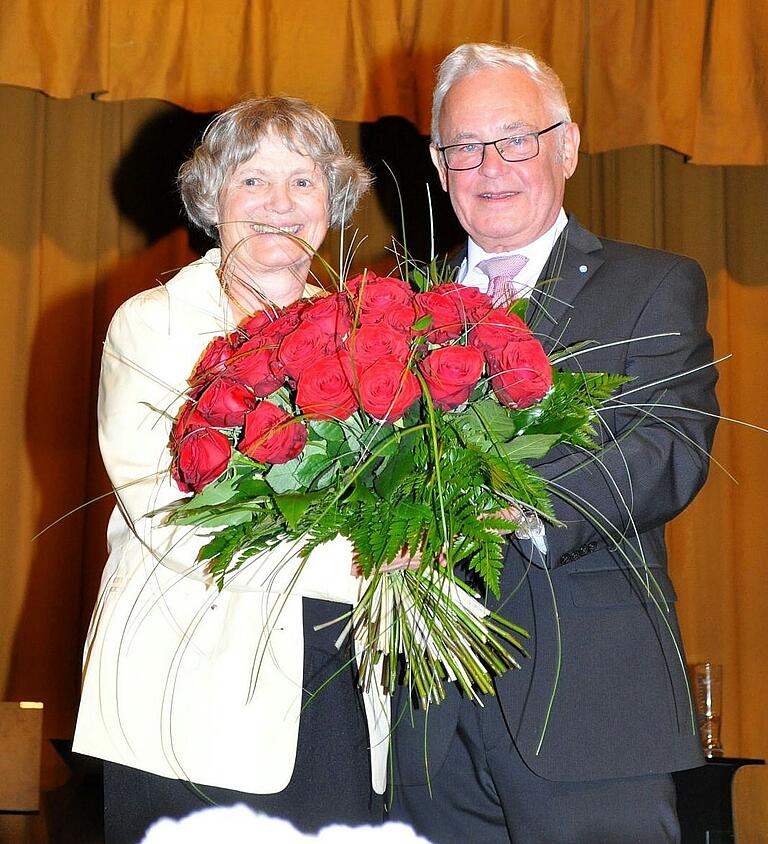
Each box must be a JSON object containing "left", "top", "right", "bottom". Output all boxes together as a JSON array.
[{"left": 459, "top": 208, "right": 568, "bottom": 298}]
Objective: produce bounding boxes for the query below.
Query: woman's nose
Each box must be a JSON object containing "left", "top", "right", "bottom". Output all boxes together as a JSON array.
[{"left": 265, "top": 182, "right": 294, "bottom": 213}]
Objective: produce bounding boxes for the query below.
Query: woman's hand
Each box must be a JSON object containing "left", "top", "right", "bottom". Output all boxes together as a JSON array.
[{"left": 351, "top": 547, "right": 446, "bottom": 576}]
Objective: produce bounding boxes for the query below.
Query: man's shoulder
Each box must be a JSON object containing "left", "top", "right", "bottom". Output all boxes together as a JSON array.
[{"left": 569, "top": 220, "right": 701, "bottom": 275}]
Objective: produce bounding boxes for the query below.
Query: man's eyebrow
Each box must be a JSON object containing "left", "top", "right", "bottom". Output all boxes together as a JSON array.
[
  {"left": 445, "top": 131, "right": 482, "bottom": 144},
  {"left": 445, "top": 122, "right": 533, "bottom": 143}
]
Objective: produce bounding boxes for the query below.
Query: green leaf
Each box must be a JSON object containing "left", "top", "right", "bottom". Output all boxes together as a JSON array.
[
  {"left": 374, "top": 437, "right": 417, "bottom": 499},
  {"left": 265, "top": 458, "right": 302, "bottom": 493},
  {"left": 300, "top": 440, "right": 328, "bottom": 458},
  {"left": 412, "top": 314, "right": 433, "bottom": 332},
  {"left": 499, "top": 433, "right": 561, "bottom": 460},
  {"left": 508, "top": 298, "right": 528, "bottom": 320},
  {"left": 189, "top": 507, "right": 259, "bottom": 527},
  {"left": 179, "top": 473, "right": 241, "bottom": 508},
  {"left": 346, "top": 480, "right": 378, "bottom": 506},
  {"left": 237, "top": 477, "right": 272, "bottom": 497},
  {"left": 275, "top": 491, "right": 325, "bottom": 529},
  {"left": 295, "top": 453, "right": 336, "bottom": 488},
  {"left": 308, "top": 419, "right": 346, "bottom": 443}
]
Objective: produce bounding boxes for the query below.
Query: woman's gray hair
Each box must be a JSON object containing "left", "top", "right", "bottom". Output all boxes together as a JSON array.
[
  {"left": 432, "top": 43, "right": 572, "bottom": 145},
  {"left": 179, "top": 96, "right": 371, "bottom": 237}
]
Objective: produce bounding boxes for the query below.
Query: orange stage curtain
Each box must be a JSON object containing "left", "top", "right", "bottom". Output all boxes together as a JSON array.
[{"left": 1, "top": 0, "right": 767, "bottom": 163}]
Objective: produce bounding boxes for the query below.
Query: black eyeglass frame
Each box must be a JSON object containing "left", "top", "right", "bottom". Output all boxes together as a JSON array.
[{"left": 437, "top": 121, "right": 566, "bottom": 171}]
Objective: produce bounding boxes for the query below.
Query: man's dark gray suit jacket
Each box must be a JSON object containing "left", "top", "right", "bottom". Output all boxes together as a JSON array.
[{"left": 394, "top": 216, "right": 717, "bottom": 785}]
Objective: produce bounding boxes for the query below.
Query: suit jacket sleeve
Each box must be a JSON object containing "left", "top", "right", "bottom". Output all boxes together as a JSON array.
[{"left": 531, "top": 254, "right": 718, "bottom": 568}]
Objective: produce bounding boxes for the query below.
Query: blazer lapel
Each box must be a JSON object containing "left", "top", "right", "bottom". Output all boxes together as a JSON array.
[
  {"left": 446, "top": 217, "right": 604, "bottom": 353},
  {"left": 526, "top": 218, "right": 604, "bottom": 353}
]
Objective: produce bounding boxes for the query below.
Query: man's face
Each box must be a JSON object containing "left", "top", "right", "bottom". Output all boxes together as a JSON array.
[{"left": 431, "top": 66, "right": 580, "bottom": 253}]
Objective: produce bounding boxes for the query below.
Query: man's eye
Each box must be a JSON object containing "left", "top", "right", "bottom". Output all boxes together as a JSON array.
[
  {"left": 459, "top": 143, "right": 481, "bottom": 154},
  {"left": 508, "top": 135, "right": 527, "bottom": 147},
  {"left": 295, "top": 178, "right": 311, "bottom": 188},
  {"left": 243, "top": 177, "right": 262, "bottom": 186}
]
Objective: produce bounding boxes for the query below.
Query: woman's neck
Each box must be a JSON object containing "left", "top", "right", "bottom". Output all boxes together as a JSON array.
[{"left": 219, "top": 256, "right": 309, "bottom": 317}]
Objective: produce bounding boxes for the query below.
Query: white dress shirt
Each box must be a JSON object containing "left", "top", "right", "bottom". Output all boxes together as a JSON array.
[{"left": 458, "top": 208, "right": 568, "bottom": 299}]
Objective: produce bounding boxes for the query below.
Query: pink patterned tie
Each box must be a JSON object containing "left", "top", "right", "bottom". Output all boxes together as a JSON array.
[{"left": 477, "top": 254, "right": 529, "bottom": 308}]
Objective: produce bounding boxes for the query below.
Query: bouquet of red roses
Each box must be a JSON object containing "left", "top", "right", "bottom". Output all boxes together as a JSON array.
[{"left": 164, "top": 267, "right": 628, "bottom": 705}]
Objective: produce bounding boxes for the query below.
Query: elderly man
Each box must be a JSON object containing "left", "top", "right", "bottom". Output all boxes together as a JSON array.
[{"left": 389, "top": 43, "right": 718, "bottom": 843}]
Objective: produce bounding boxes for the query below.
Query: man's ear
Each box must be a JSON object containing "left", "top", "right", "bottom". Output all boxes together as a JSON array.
[
  {"left": 429, "top": 144, "right": 449, "bottom": 192},
  {"left": 560, "top": 123, "right": 580, "bottom": 179}
]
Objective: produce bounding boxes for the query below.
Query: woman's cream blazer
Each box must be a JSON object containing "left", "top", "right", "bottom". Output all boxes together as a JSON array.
[{"left": 73, "top": 250, "right": 388, "bottom": 794}]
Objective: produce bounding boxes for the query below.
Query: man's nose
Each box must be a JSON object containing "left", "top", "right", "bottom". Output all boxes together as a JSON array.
[{"left": 479, "top": 143, "right": 509, "bottom": 176}]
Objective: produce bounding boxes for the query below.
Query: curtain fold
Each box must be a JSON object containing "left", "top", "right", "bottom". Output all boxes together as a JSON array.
[{"left": 1, "top": 0, "right": 766, "bottom": 163}]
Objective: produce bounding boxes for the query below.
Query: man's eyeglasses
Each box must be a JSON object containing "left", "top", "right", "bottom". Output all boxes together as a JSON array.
[{"left": 437, "top": 121, "right": 565, "bottom": 171}]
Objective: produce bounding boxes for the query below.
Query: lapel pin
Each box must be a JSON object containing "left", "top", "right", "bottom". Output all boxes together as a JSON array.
[{"left": 579, "top": 264, "right": 588, "bottom": 273}]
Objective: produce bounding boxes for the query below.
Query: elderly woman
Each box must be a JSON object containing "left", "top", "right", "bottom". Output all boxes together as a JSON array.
[{"left": 73, "top": 97, "right": 386, "bottom": 842}]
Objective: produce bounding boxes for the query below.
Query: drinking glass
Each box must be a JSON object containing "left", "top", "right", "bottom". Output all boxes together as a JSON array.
[{"left": 692, "top": 662, "right": 723, "bottom": 757}]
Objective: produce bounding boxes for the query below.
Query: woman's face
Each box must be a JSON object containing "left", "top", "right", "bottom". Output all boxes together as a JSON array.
[{"left": 216, "top": 131, "right": 330, "bottom": 276}]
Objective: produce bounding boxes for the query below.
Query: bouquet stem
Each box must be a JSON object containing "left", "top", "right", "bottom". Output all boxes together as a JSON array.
[{"left": 349, "top": 568, "right": 529, "bottom": 708}]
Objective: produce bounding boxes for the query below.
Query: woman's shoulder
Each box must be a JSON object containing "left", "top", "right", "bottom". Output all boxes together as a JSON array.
[{"left": 109, "top": 250, "right": 226, "bottom": 337}]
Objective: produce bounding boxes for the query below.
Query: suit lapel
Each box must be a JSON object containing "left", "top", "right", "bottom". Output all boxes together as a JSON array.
[
  {"left": 446, "top": 218, "right": 605, "bottom": 353},
  {"left": 526, "top": 218, "right": 604, "bottom": 353}
]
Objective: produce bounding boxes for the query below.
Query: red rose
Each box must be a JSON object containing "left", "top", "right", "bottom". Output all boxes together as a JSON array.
[
  {"left": 414, "top": 290, "right": 463, "bottom": 343},
  {"left": 346, "top": 323, "right": 411, "bottom": 370},
  {"left": 238, "top": 401, "right": 308, "bottom": 464},
  {"left": 275, "top": 321, "right": 336, "bottom": 381},
  {"left": 171, "top": 425, "right": 231, "bottom": 493},
  {"left": 238, "top": 310, "right": 273, "bottom": 337},
  {"left": 468, "top": 308, "right": 532, "bottom": 355},
  {"left": 223, "top": 337, "right": 284, "bottom": 396},
  {"left": 356, "top": 356, "right": 421, "bottom": 422},
  {"left": 419, "top": 345, "right": 485, "bottom": 410},
  {"left": 430, "top": 283, "right": 493, "bottom": 325},
  {"left": 382, "top": 301, "right": 418, "bottom": 334},
  {"left": 302, "top": 292, "right": 353, "bottom": 337},
  {"left": 195, "top": 377, "right": 256, "bottom": 427},
  {"left": 189, "top": 334, "right": 238, "bottom": 390},
  {"left": 487, "top": 338, "right": 552, "bottom": 408},
  {"left": 171, "top": 402, "right": 208, "bottom": 446},
  {"left": 348, "top": 274, "right": 414, "bottom": 323},
  {"left": 296, "top": 351, "right": 358, "bottom": 421},
  {"left": 247, "top": 308, "right": 304, "bottom": 347}
]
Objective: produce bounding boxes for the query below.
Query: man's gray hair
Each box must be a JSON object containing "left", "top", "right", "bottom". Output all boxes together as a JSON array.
[
  {"left": 432, "top": 43, "right": 572, "bottom": 145},
  {"left": 179, "top": 96, "right": 371, "bottom": 237}
]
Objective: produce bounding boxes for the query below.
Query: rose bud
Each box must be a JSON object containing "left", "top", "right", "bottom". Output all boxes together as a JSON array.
[
  {"left": 195, "top": 377, "right": 256, "bottom": 427},
  {"left": 295, "top": 351, "right": 358, "bottom": 421},
  {"left": 276, "top": 321, "right": 336, "bottom": 381},
  {"left": 468, "top": 308, "right": 532, "bottom": 355},
  {"left": 487, "top": 338, "right": 553, "bottom": 409},
  {"left": 302, "top": 292, "right": 353, "bottom": 337},
  {"left": 346, "top": 323, "right": 411, "bottom": 370},
  {"left": 419, "top": 345, "right": 485, "bottom": 411},
  {"left": 356, "top": 356, "right": 421, "bottom": 422},
  {"left": 223, "top": 337, "right": 284, "bottom": 397},
  {"left": 238, "top": 401, "right": 308, "bottom": 464},
  {"left": 171, "top": 425, "right": 231, "bottom": 493}
]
